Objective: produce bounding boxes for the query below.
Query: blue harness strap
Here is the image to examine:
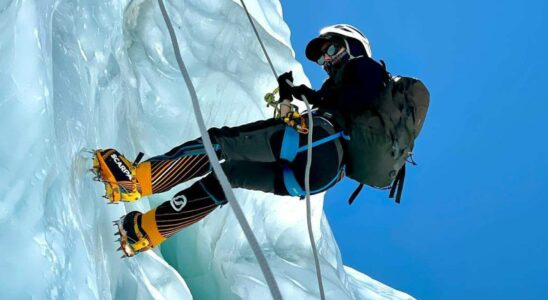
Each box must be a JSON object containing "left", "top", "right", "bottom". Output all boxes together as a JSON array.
[
  {"left": 280, "top": 124, "right": 348, "bottom": 197},
  {"left": 283, "top": 165, "right": 305, "bottom": 196},
  {"left": 296, "top": 131, "right": 349, "bottom": 153},
  {"left": 280, "top": 126, "right": 300, "bottom": 162},
  {"left": 284, "top": 165, "right": 345, "bottom": 197}
]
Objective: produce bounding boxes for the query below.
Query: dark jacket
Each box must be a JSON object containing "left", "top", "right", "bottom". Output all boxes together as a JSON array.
[{"left": 297, "top": 56, "right": 388, "bottom": 131}]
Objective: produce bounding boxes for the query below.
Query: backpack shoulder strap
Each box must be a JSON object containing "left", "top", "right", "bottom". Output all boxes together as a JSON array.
[{"left": 379, "top": 59, "right": 391, "bottom": 82}]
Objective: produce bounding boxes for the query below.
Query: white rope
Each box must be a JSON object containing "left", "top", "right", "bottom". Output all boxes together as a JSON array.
[
  {"left": 156, "top": 1, "right": 282, "bottom": 299},
  {"left": 300, "top": 94, "right": 326, "bottom": 300},
  {"left": 238, "top": 0, "right": 278, "bottom": 79},
  {"left": 238, "top": 0, "right": 325, "bottom": 298},
  {"left": 289, "top": 86, "right": 325, "bottom": 300}
]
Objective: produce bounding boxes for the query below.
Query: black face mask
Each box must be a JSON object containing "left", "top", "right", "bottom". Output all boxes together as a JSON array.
[{"left": 323, "top": 49, "right": 350, "bottom": 76}]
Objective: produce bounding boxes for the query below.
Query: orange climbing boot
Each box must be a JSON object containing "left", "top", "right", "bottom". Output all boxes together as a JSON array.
[
  {"left": 113, "top": 210, "right": 166, "bottom": 257},
  {"left": 92, "top": 149, "right": 143, "bottom": 203}
]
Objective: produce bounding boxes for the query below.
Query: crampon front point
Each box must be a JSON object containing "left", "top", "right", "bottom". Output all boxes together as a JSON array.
[{"left": 114, "top": 211, "right": 153, "bottom": 258}]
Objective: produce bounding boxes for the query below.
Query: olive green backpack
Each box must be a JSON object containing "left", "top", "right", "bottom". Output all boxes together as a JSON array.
[{"left": 346, "top": 69, "right": 430, "bottom": 204}]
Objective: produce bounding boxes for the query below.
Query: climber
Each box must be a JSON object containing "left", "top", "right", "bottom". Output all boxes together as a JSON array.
[{"left": 93, "top": 24, "right": 429, "bottom": 257}]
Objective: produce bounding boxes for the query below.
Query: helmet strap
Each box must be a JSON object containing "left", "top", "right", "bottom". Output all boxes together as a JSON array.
[{"left": 343, "top": 39, "right": 355, "bottom": 59}]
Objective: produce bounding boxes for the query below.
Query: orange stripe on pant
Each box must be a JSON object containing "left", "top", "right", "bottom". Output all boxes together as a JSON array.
[{"left": 135, "top": 162, "right": 152, "bottom": 197}]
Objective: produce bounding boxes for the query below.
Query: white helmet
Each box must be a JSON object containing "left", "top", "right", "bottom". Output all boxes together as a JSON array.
[{"left": 306, "top": 24, "right": 372, "bottom": 61}]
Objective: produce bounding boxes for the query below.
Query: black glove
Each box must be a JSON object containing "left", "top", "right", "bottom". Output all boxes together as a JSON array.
[
  {"left": 291, "top": 84, "right": 319, "bottom": 103},
  {"left": 277, "top": 71, "right": 294, "bottom": 101}
]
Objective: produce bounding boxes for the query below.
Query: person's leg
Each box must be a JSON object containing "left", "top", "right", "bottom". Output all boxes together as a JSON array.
[
  {"left": 93, "top": 139, "right": 220, "bottom": 203},
  {"left": 115, "top": 179, "right": 221, "bottom": 257},
  {"left": 133, "top": 118, "right": 286, "bottom": 197},
  {"left": 117, "top": 160, "right": 286, "bottom": 256},
  {"left": 95, "top": 117, "right": 339, "bottom": 203},
  {"left": 134, "top": 138, "right": 221, "bottom": 197},
  {"left": 142, "top": 179, "right": 222, "bottom": 244},
  {"left": 111, "top": 118, "right": 345, "bottom": 255},
  {"left": 208, "top": 118, "right": 286, "bottom": 162},
  {"left": 117, "top": 137, "right": 345, "bottom": 257}
]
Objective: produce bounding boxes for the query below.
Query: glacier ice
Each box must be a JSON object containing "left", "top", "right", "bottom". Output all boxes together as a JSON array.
[{"left": 0, "top": 0, "right": 414, "bottom": 299}]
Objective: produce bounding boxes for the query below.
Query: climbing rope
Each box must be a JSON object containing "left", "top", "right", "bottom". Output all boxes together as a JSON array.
[
  {"left": 238, "top": 1, "right": 326, "bottom": 299},
  {"left": 238, "top": 0, "right": 278, "bottom": 79},
  {"left": 156, "top": 1, "right": 282, "bottom": 299}
]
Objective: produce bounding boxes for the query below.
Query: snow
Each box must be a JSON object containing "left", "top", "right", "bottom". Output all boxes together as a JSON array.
[{"left": 0, "top": 0, "right": 414, "bottom": 299}]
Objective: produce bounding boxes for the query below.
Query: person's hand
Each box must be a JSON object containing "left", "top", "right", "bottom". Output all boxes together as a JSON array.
[
  {"left": 277, "top": 71, "right": 294, "bottom": 101},
  {"left": 291, "top": 84, "right": 315, "bottom": 100}
]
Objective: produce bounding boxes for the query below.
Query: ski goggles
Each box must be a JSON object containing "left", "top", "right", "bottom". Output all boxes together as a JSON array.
[{"left": 316, "top": 44, "right": 341, "bottom": 65}]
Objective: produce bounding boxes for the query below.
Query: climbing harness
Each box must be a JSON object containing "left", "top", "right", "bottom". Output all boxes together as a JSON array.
[
  {"left": 239, "top": 0, "right": 327, "bottom": 298},
  {"left": 280, "top": 124, "right": 348, "bottom": 197},
  {"left": 157, "top": 1, "right": 282, "bottom": 299}
]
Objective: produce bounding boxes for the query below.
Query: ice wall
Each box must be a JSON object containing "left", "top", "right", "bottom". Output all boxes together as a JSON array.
[{"left": 0, "top": 0, "right": 414, "bottom": 299}]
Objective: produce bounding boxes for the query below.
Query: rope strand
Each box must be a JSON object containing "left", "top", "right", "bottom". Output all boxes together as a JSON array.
[
  {"left": 157, "top": 1, "right": 282, "bottom": 299},
  {"left": 239, "top": 0, "right": 326, "bottom": 298},
  {"left": 239, "top": 0, "right": 278, "bottom": 79}
]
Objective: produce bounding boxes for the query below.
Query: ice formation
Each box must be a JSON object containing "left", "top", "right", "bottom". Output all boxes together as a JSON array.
[{"left": 0, "top": 0, "right": 414, "bottom": 299}]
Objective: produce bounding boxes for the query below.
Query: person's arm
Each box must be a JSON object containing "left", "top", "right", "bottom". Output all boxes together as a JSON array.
[
  {"left": 279, "top": 99, "right": 292, "bottom": 116},
  {"left": 290, "top": 84, "right": 323, "bottom": 104}
]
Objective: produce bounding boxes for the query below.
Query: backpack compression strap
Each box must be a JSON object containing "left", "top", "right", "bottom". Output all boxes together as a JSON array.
[
  {"left": 389, "top": 165, "right": 406, "bottom": 203},
  {"left": 348, "top": 165, "right": 406, "bottom": 205}
]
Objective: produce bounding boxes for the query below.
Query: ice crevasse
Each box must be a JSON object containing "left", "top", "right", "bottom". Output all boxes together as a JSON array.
[{"left": 0, "top": 0, "right": 414, "bottom": 299}]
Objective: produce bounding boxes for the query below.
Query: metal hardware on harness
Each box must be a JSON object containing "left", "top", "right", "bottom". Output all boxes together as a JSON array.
[
  {"left": 264, "top": 87, "right": 281, "bottom": 117},
  {"left": 264, "top": 87, "right": 301, "bottom": 119},
  {"left": 283, "top": 111, "right": 309, "bottom": 134}
]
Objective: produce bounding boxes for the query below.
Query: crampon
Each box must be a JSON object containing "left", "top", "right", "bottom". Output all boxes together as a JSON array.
[
  {"left": 92, "top": 149, "right": 143, "bottom": 203},
  {"left": 114, "top": 211, "right": 153, "bottom": 257}
]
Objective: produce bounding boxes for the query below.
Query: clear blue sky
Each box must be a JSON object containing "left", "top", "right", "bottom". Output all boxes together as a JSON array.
[{"left": 281, "top": 0, "right": 548, "bottom": 299}]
